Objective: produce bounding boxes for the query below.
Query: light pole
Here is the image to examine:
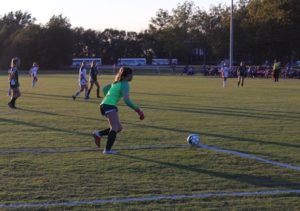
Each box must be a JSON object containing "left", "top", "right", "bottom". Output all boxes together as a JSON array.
[{"left": 229, "top": 0, "right": 233, "bottom": 70}]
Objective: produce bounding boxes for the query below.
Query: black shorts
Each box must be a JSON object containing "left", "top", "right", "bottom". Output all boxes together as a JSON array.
[
  {"left": 100, "top": 104, "right": 118, "bottom": 116},
  {"left": 10, "top": 83, "right": 20, "bottom": 89},
  {"left": 90, "top": 77, "right": 97, "bottom": 83}
]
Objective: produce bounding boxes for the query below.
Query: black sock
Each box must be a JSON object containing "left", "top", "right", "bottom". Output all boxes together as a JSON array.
[
  {"left": 106, "top": 130, "right": 117, "bottom": 150},
  {"left": 97, "top": 88, "right": 100, "bottom": 97},
  {"left": 87, "top": 89, "right": 91, "bottom": 97},
  {"left": 10, "top": 98, "right": 16, "bottom": 106},
  {"left": 99, "top": 128, "right": 110, "bottom": 136}
]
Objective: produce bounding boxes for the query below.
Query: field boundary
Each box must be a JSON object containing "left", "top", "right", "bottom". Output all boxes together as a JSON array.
[{"left": 1, "top": 189, "right": 299, "bottom": 208}]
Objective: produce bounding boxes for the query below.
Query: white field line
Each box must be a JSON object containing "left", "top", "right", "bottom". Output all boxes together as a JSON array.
[
  {"left": 1, "top": 189, "right": 300, "bottom": 208},
  {"left": 198, "top": 143, "right": 300, "bottom": 172}
]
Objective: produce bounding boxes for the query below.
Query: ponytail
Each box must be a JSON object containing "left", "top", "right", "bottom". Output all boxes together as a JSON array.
[{"left": 113, "top": 67, "right": 133, "bottom": 83}]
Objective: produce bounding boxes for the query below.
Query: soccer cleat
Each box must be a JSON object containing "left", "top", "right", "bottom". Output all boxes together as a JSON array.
[
  {"left": 93, "top": 131, "right": 101, "bottom": 147},
  {"left": 8, "top": 102, "right": 15, "bottom": 109},
  {"left": 72, "top": 95, "right": 76, "bottom": 100},
  {"left": 103, "top": 149, "right": 118, "bottom": 155}
]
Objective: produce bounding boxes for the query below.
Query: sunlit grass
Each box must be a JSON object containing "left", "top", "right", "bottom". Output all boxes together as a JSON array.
[{"left": 0, "top": 74, "right": 299, "bottom": 209}]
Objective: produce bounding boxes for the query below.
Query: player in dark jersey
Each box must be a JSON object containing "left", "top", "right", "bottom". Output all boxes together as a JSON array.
[
  {"left": 237, "top": 61, "right": 246, "bottom": 87},
  {"left": 8, "top": 57, "right": 21, "bottom": 109},
  {"left": 272, "top": 60, "right": 280, "bottom": 82},
  {"left": 86, "top": 60, "right": 101, "bottom": 99},
  {"left": 93, "top": 67, "right": 145, "bottom": 154}
]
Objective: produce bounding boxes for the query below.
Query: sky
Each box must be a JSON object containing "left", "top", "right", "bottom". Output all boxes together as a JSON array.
[{"left": 0, "top": 0, "right": 229, "bottom": 32}]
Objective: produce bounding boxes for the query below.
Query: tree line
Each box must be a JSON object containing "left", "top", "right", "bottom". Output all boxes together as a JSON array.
[{"left": 0, "top": 0, "right": 299, "bottom": 70}]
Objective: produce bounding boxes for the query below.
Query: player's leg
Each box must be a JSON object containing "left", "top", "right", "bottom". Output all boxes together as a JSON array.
[
  {"left": 83, "top": 84, "right": 89, "bottom": 99},
  {"left": 9, "top": 87, "right": 20, "bottom": 108},
  {"left": 104, "top": 111, "right": 122, "bottom": 154},
  {"left": 95, "top": 81, "right": 101, "bottom": 98},
  {"left": 237, "top": 76, "right": 241, "bottom": 86},
  {"left": 93, "top": 105, "right": 118, "bottom": 148},
  {"left": 86, "top": 81, "right": 94, "bottom": 98},
  {"left": 32, "top": 76, "right": 37, "bottom": 87},
  {"left": 223, "top": 77, "right": 227, "bottom": 88},
  {"left": 73, "top": 85, "right": 84, "bottom": 100},
  {"left": 7, "top": 87, "right": 12, "bottom": 96},
  {"left": 241, "top": 76, "right": 244, "bottom": 86}
]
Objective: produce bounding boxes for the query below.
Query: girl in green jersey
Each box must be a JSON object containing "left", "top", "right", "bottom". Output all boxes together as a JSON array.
[{"left": 93, "top": 67, "right": 145, "bottom": 154}]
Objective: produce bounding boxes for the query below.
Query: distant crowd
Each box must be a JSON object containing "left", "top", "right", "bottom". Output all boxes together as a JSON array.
[{"left": 200, "top": 64, "right": 300, "bottom": 79}]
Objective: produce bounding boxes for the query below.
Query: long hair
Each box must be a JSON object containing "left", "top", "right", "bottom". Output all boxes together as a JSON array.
[
  {"left": 91, "top": 60, "right": 96, "bottom": 69},
  {"left": 80, "top": 61, "right": 86, "bottom": 71},
  {"left": 10, "top": 57, "right": 20, "bottom": 68},
  {"left": 113, "top": 67, "right": 133, "bottom": 83}
]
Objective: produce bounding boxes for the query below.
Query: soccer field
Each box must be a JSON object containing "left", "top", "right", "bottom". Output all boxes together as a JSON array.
[{"left": 0, "top": 74, "right": 300, "bottom": 210}]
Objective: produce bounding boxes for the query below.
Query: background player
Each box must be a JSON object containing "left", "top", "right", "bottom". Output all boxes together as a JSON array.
[{"left": 72, "top": 61, "right": 88, "bottom": 100}]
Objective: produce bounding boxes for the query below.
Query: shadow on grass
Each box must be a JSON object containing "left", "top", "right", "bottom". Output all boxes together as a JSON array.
[
  {"left": 0, "top": 117, "right": 89, "bottom": 137},
  {"left": 22, "top": 91, "right": 102, "bottom": 104},
  {"left": 210, "top": 106, "right": 300, "bottom": 116},
  {"left": 133, "top": 123, "right": 300, "bottom": 149},
  {"left": 142, "top": 104, "right": 300, "bottom": 121},
  {"left": 2, "top": 106, "right": 298, "bottom": 150},
  {"left": 18, "top": 107, "right": 103, "bottom": 122},
  {"left": 132, "top": 91, "right": 198, "bottom": 98},
  {"left": 117, "top": 153, "right": 300, "bottom": 189}
]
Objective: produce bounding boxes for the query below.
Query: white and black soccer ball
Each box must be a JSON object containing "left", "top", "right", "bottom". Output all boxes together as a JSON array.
[{"left": 187, "top": 134, "right": 200, "bottom": 146}]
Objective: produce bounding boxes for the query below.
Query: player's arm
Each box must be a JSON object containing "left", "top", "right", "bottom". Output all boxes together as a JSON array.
[
  {"left": 121, "top": 83, "right": 144, "bottom": 120},
  {"left": 8, "top": 70, "right": 15, "bottom": 80}
]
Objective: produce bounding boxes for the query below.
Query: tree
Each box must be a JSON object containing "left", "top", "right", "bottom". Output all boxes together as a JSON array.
[
  {"left": 0, "top": 11, "right": 36, "bottom": 68},
  {"left": 40, "top": 15, "right": 74, "bottom": 69}
]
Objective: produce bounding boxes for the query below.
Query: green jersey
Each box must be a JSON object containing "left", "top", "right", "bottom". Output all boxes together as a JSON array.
[{"left": 101, "top": 80, "right": 138, "bottom": 110}]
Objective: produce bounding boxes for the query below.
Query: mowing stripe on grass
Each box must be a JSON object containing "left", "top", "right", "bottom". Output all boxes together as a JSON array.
[
  {"left": 198, "top": 144, "right": 300, "bottom": 172},
  {"left": 2, "top": 144, "right": 300, "bottom": 172},
  {"left": 0, "top": 110, "right": 18, "bottom": 115},
  {"left": 1, "top": 189, "right": 300, "bottom": 208},
  {"left": 0, "top": 144, "right": 188, "bottom": 155}
]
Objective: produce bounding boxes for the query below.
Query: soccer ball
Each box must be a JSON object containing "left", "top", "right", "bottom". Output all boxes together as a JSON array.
[{"left": 187, "top": 134, "right": 200, "bottom": 146}]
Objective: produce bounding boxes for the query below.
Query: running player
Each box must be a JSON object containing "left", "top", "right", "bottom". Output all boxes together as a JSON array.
[
  {"left": 29, "top": 62, "right": 39, "bottom": 87},
  {"left": 86, "top": 60, "right": 101, "bottom": 99},
  {"left": 72, "top": 61, "right": 88, "bottom": 100},
  {"left": 237, "top": 61, "right": 246, "bottom": 87},
  {"left": 8, "top": 57, "right": 21, "bottom": 109},
  {"left": 93, "top": 67, "right": 145, "bottom": 154}
]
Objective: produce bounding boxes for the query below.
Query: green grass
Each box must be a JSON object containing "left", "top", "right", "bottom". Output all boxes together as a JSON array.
[{"left": 0, "top": 74, "right": 300, "bottom": 210}]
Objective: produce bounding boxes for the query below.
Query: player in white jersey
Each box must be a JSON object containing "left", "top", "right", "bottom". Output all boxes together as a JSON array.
[
  {"left": 72, "top": 61, "right": 88, "bottom": 100},
  {"left": 221, "top": 63, "right": 229, "bottom": 88},
  {"left": 29, "top": 62, "right": 39, "bottom": 87}
]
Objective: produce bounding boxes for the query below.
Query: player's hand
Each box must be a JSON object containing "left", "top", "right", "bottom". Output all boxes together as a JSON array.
[{"left": 135, "top": 108, "right": 145, "bottom": 120}]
